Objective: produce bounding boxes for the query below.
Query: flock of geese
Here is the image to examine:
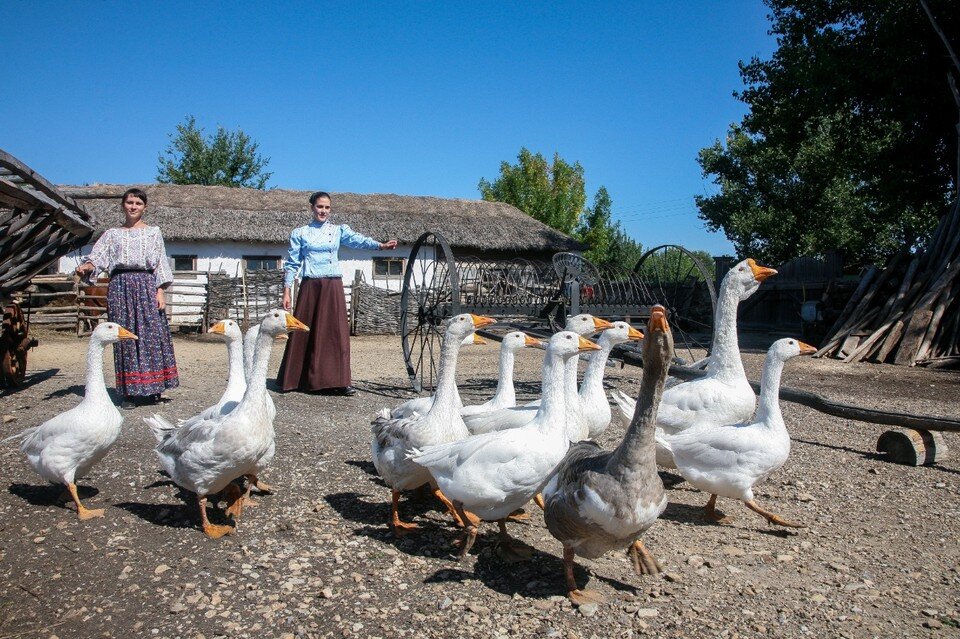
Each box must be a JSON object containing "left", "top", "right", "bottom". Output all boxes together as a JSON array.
[{"left": 2, "top": 258, "right": 815, "bottom": 603}]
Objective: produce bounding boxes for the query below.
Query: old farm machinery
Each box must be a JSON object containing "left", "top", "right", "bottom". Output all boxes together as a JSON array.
[
  {"left": 0, "top": 150, "right": 96, "bottom": 387},
  {"left": 399, "top": 230, "right": 716, "bottom": 392}
]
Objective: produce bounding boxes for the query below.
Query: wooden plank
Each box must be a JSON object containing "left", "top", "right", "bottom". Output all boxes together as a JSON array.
[
  {"left": 817, "top": 265, "right": 878, "bottom": 353},
  {"left": 0, "top": 149, "right": 90, "bottom": 221}
]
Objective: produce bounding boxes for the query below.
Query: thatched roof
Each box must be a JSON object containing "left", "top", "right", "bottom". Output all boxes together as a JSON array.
[{"left": 60, "top": 184, "right": 584, "bottom": 252}]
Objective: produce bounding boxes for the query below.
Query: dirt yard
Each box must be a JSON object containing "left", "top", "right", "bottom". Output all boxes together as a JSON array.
[{"left": 1, "top": 330, "right": 958, "bottom": 639}]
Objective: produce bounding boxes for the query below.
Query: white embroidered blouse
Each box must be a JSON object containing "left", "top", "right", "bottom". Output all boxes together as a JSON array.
[{"left": 83, "top": 226, "right": 173, "bottom": 288}]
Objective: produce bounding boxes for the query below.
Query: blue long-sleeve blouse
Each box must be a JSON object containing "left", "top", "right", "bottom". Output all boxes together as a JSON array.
[{"left": 283, "top": 221, "right": 381, "bottom": 287}]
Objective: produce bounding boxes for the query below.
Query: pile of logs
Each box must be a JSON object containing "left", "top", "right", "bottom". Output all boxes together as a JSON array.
[{"left": 816, "top": 199, "right": 960, "bottom": 367}]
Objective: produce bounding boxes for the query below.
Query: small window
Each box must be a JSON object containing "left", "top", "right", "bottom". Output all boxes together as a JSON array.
[
  {"left": 373, "top": 257, "right": 405, "bottom": 279},
  {"left": 244, "top": 256, "right": 281, "bottom": 271},
  {"left": 171, "top": 255, "right": 196, "bottom": 272}
]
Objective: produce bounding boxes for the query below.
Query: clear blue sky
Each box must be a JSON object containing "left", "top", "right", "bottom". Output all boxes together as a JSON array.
[{"left": 3, "top": 1, "right": 776, "bottom": 257}]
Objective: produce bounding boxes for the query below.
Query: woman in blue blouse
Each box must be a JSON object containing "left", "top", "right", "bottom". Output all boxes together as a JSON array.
[{"left": 277, "top": 191, "right": 397, "bottom": 395}]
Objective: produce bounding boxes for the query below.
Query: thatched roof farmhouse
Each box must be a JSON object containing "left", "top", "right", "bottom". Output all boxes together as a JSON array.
[{"left": 61, "top": 184, "right": 583, "bottom": 258}]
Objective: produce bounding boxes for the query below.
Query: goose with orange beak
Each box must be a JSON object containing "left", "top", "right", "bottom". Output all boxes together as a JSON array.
[
  {"left": 3, "top": 322, "right": 138, "bottom": 520},
  {"left": 147, "top": 310, "right": 309, "bottom": 538},
  {"left": 410, "top": 331, "right": 601, "bottom": 561},
  {"left": 612, "top": 258, "right": 778, "bottom": 468},
  {"left": 371, "top": 313, "right": 496, "bottom": 536},
  {"left": 542, "top": 307, "right": 673, "bottom": 605},
  {"left": 660, "top": 338, "right": 817, "bottom": 528}
]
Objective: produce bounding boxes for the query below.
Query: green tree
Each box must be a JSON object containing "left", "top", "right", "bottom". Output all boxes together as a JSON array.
[
  {"left": 697, "top": 0, "right": 957, "bottom": 267},
  {"left": 478, "top": 147, "right": 586, "bottom": 234},
  {"left": 606, "top": 224, "right": 645, "bottom": 269},
  {"left": 575, "top": 186, "right": 616, "bottom": 264},
  {"left": 157, "top": 116, "right": 273, "bottom": 189}
]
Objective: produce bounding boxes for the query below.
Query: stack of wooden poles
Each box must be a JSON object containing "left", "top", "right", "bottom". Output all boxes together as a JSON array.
[{"left": 815, "top": 198, "right": 960, "bottom": 368}]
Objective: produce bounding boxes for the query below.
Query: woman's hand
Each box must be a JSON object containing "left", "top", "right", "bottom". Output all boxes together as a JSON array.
[
  {"left": 156, "top": 288, "right": 166, "bottom": 311},
  {"left": 282, "top": 288, "right": 292, "bottom": 311},
  {"left": 380, "top": 239, "right": 398, "bottom": 250},
  {"left": 75, "top": 262, "right": 94, "bottom": 276}
]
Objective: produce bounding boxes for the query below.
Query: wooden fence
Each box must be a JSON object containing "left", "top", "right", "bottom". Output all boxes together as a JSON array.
[{"left": 16, "top": 270, "right": 357, "bottom": 335}]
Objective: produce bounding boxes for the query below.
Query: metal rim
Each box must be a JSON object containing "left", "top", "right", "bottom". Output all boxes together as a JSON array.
[
  {"left": 399, "top": 231, "right": 460, "bottom": 393},
  {"left": 633, "top": 244, "right": 717, "bottom": 364}
]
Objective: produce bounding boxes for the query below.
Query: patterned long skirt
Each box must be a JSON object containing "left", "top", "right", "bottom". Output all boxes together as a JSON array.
[
  {"left": 107, "top": 271, "right": 180, "bottom": 397},
  {"left": 276, "top": 277, "right": 351, "bottom": 391}
]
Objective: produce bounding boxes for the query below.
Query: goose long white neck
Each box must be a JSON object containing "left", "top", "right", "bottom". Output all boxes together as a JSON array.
[
  {"left": 426, "top": 332, "right": 464, "bottom": 416},
  {"left": 239, "top": 329, "right": 275, "bottom": 412},
  {"left": 754, "top": 354, "right": 786, "bottom": 427},
  {"left": 243, "top": 328, "right": 258, "bottom": 382},
  {"left": 707, "top": 279, "right": 748, "bottom": 381},
  {"left": 223, "top": 338, "right": 246, "bottom": 399},
  {"left": 534, "top": 350, "right": 568, "bottom": 433},
  {"left": 489, "top": 347, "right": 516, "bottom": 407},
  {"left": 579, "top": 341, "right": 613, "bottom": 399},
  {"left": 84, "top": 337, "right": 110, "bottom": 404}
]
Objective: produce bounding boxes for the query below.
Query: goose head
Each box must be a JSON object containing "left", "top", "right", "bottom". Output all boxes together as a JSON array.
[
  {"left": 259, "top": 309, "right": 310, "bottom": 338},
  {"left": 597, "top": 321, "right": 644, "bottom": 349},
  {"left": 548, "top": 330, "right": 601, "bottom": 361},
  {"left": 641, "top": 305, "right": 674, "bottom": 376},
  {"left": 768, "top": 337, "right": 817, "bottom": 363},
  {"left": 501, "top": 330, "right": 543, "bottom": 352},
  {"left": 443, "top": 313, "right": 496, "bottom": 343},
  {"left": 723, "top": 258, "right": 777, "bottom": 301},
  {"left": 92, "top": 321, "right": 138, "bottom": 344},
  {"left": 209, "top": 319, "right": 244, "bottom": 343},
  {"left": 565, "top": 313, "right": 614, "bottom": 336}
]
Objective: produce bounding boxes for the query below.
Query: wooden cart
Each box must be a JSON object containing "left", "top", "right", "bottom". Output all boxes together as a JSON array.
[{"left": 0, "top": 149, "right": 96, "bottom": 387}]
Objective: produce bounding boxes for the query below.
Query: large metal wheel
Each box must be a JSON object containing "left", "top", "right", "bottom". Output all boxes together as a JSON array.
[
  {"left": 634, "top": 245, "right": 717, "bottom": 364},
  {"left": 1, "top": 302, "right": 36, "bottom": 387},
  {"left": 400, "top": 232, "right": 460, "bottom": 393}
]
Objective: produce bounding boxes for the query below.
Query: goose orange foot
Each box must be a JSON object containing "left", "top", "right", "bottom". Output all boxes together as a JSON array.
[
  {"left": 704, "top": 494, "right": 734, "bottom": 524},
  {"left": 628, "top": 540, "right": 661, "bottom": 576},
  {"left": 569, "top": 589, "right": 605, "bottom": 606},
  {"left": 506, "top": 508, "right": 530, "bottom": 522},
  {"left": 223, "top": 484, "right": 245, "bottom": 520},
  {"left": 745, "top": 500, "right": 806, "bottom": 529},
  {"left": 66, "top": 483, "right": 104, "bottom": 521}
]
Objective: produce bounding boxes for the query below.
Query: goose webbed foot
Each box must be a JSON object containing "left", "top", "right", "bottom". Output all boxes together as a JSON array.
[
  {"left": 745, "top": 500, "right": 806, "bottom": 529},
  {"left": 569, "top": 588, "right": 605, "bottom": 606},
  {"left": 495, "top": 520, "right": 533, "bottom": 562},
  {"left": 628, "top": 539, "right": 661, "bottom": 576},
  {"left": 704, "top": 494, "right": 734, "bottom": 523},
  {"left": 563, "top": 546, "right": 603, "bottom": 605},
  {"left": 454, "top": 502, "right": 478, "bottom": 560},
  {"left": 505, "top": 508, "right": 530, "bottom": 522},
  {"left": 197, "top": 495, "right": 233, "bottom": 539},
  {"left": 390, "top": 490, "right": 420, "bottom": 536},
  {"left": 251, "top": 476, "right": 273, "bottom": 494},
  {"left": 223, "top": 483, "right": 245, "bottom": 520},
  {"left": 66, "top": 483, "right": 104, "bottom": 521}
]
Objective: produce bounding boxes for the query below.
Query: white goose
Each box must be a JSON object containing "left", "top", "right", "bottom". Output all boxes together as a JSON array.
[
  {"left": 543, "top": 308, "right": 673, "bottom": 604},
  {"left": 661, "top": 338, "right": 815, "bottom": 527},
  {"left": 177, "top": 320, "right": 246, "bottom": 431},
  {"left": 612, "top": 258, "right": 777, "bottom": 467},
  {"left": 371, "top": 313, "right": 496, "bottom": 535},
  {"left": 578, "top": 321, "right": 644, "bottom": 440},
  {"left": 462, "top": 314, "right": 613, "bottom": 440},
  {"left": 3, "top": 322, "right": 137, "bottom": 520},
  {"left": 146, "top": 310, "right": 308, "bottom": 538},
  {"left": 460, "top": 331, "right": 543, "bottom": 416},
  {"left": 410, "top": 331, "right": 600, "bottom": 560},
  {"left": 243, "top": 321, "right": 276, "bottom": 498},
  {"left": 390, "top": 333, "right": 488, "bottom": 419}
]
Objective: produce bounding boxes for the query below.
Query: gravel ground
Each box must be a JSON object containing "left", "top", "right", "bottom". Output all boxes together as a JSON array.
[{"left": 0, "top": 330, "right": 958, "bottom": 639}]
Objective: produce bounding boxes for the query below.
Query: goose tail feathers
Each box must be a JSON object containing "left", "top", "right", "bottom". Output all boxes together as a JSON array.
[
  {"left": 144, "top": 414, "right": 177, "bottom": 443},
  {"left": 1, "top": 426, "right": 36, "bottom": 445}
]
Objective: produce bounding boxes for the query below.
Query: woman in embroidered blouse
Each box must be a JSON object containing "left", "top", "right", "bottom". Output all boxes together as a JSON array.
[
  {"left": 75, "top": 187, "right": 179, "bottom": 406},
  {"left": 277, "top": 191, "right": 397, "bottom": 395}
]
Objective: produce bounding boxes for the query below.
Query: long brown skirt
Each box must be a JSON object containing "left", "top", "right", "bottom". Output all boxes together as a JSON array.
[{"left": 277, "top": 277, "right": 351, "bottom": 391}]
